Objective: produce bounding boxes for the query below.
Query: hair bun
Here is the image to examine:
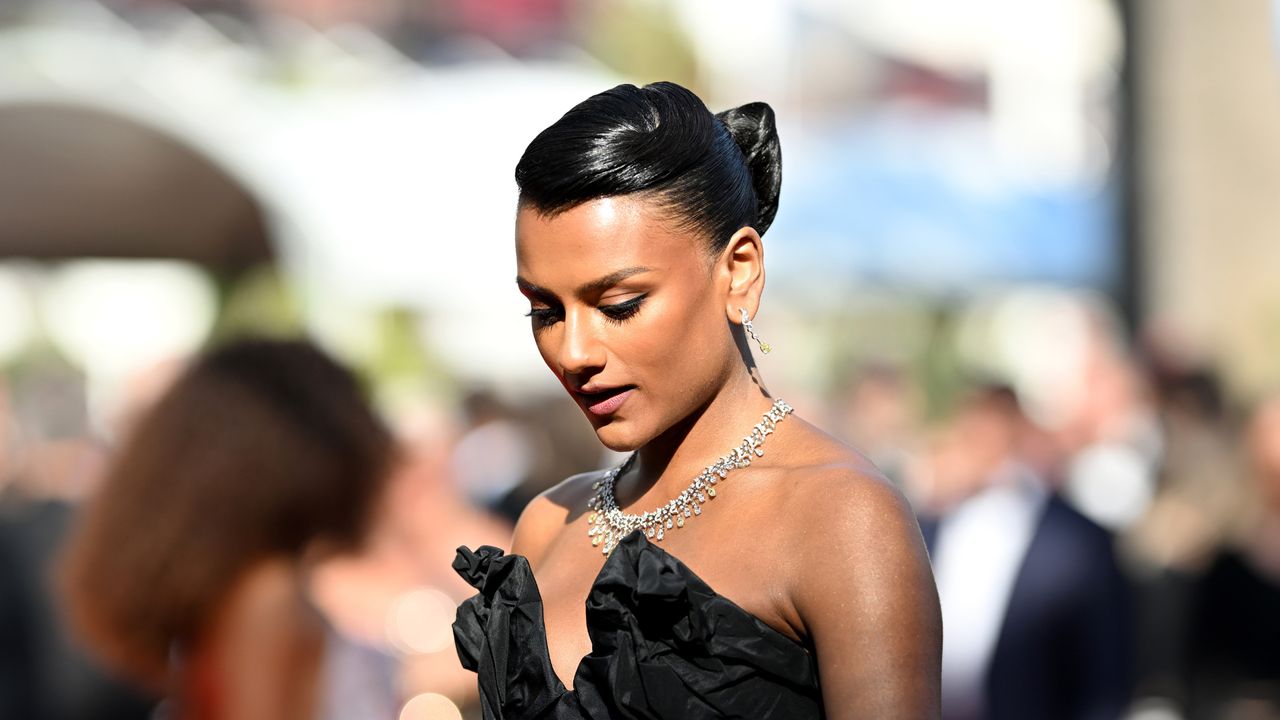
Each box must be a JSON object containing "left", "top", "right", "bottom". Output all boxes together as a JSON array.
[
  {"left": 716, "top": 102, "right": 782, "bottom": 235},
  {"left": 517, "top": 82, "right": 783, "bottom": 251}
]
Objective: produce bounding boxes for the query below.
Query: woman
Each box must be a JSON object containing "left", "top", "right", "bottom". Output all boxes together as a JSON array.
[
  {"left": 453, "top": 82, "right": 942, "bottom": 718},
  {"left": 61, "top": 338, "right": 396, "bottom": 720}
]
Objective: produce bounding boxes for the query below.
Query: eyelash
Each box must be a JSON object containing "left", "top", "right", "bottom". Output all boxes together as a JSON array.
[
  {"left": 524, "top": 307, "right": 561, "bottom": 329},
  {"left": 525, "top": 296, "right": 647, "bottom": 328},
  {"left": 600, "top": 295, "right": 645, "bottom": 324}
]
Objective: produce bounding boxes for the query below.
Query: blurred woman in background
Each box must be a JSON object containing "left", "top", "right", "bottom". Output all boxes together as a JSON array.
[{"left": 60, "top": 338, "right": 397, "bottom": 720}]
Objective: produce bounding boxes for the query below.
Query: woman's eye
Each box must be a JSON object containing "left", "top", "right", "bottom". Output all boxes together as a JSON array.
[
  {"left": 525, "top": 307, "right": 562, "bottom": 328},
  {"left": 600, "top": 295, "right": 645, "bottom": 324}
]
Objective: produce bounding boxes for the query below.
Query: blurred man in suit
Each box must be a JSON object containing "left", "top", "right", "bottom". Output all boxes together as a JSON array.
[{"left": 918, "top": 385, "right": 1134, "bottom": 720}]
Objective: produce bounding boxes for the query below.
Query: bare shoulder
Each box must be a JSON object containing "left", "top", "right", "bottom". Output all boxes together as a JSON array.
[
  {"left": 765, "top": 417, "right": 934, "bottom": 613},
  {"left": 769, "top": 421, "right": 941, "bottom": 718},
  {"left": 206, "top": 560, "right": 327, "bottom": 720},
  {"left": 223, "top": 560, "right": 309, "bottom": 623},
  {"left": 784, "top": 460, "right": 919, "bottom": 544},
  {"left": 208, "top": 558, "right": 325, "bottom": 656},
  {"left": 511, "top": 468, "right": 610, "bottom": 564},
  {"left": 769, "top": 418, "right": 919, "bottom": 546}
]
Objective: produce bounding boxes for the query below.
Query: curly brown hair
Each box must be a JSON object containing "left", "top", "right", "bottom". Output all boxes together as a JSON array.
[{"left": 59, "top": 337, "right": 396, "bottom": 686}]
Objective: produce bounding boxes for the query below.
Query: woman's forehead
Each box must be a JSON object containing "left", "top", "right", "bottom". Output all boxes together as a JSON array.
[{"left": 515, "top": 197, "right": 702, "bottom": 282}]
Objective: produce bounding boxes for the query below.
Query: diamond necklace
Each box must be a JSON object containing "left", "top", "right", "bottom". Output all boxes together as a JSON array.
[{"left": 586, "top": 398, "right": 793, "bottom": 555}]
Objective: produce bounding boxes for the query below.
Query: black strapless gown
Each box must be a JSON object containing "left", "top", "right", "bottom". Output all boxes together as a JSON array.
[{"left": 452, "top": 530, "right": 824, "bottom": 720}]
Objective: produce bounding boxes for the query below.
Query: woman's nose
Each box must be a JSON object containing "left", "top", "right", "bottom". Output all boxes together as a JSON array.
[{"left": 557, "top": 308, "right": 605, "bottom": 376}]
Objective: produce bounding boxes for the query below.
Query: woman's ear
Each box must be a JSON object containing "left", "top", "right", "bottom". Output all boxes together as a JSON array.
[{"left": 720, "top": 226, "right": 765, "bottom": 323}]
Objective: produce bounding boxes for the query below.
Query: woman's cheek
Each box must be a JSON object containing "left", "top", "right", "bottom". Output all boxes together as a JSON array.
[
  {"left": 627, "top": 301, "right": 685, "bottom": 368},
  {"left": 533, "top": 330, "right": 560, "bottom": 375}
]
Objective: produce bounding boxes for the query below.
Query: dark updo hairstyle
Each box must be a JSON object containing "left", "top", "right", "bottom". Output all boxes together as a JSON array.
[{"left": 515, "top": 81, "right": 782, "bottom": 253}]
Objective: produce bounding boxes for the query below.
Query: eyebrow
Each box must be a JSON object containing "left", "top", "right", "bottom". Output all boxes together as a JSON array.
[{"left": 516, "top": 266, "right": 653, "bottom": 300}]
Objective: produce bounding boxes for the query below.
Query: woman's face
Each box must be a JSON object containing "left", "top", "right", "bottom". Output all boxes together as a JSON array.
[{"left": 515, "top": 196, "right": 739, "bottom": 451}]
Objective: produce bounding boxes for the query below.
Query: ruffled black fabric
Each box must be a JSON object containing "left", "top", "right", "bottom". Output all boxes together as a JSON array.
[{"left": 453, "top": 531, "right": 824, "bottom": 719}]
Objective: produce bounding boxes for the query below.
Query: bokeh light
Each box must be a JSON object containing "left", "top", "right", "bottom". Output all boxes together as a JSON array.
[
  {"left": 386, "top": 587, "right": 457, "bottom": 656},
  {"left": 398, "top": 692, "right": 463, "bottom": 720}
]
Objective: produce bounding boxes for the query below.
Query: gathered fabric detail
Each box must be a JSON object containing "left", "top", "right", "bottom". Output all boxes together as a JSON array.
[{"left": 453, "top": 532, "right": 823, "bottom": 720}]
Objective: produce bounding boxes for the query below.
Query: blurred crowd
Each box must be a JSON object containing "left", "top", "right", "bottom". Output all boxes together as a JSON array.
[
  {"left": 833, "top": 306, "right": 1280, "bottom": 720},
  {"left": 0, "top": 290, "right": 1276, "bottom": 720},
  {"left": 0, "top": 335, "right": 523, "bottom": 720}
]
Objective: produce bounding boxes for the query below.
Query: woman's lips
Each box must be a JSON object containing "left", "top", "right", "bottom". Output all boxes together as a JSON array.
[{"left": 578, "top": 386, "right": 635, "bottom": 417}]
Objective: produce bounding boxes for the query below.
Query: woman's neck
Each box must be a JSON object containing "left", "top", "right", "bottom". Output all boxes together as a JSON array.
[{"left": 626, "top": 369, "right": 776, "bottom": 502}]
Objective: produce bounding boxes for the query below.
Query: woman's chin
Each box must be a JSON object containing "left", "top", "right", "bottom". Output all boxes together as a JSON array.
[{"left": 592, "top": 421, "right": 646, "bottom": 453}]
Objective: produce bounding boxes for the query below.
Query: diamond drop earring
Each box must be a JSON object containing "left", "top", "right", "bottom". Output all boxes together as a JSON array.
[{"left": 739, "top": 308, "right": 772, "bottom": 354}]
